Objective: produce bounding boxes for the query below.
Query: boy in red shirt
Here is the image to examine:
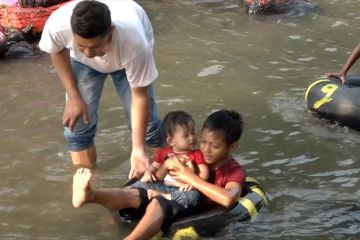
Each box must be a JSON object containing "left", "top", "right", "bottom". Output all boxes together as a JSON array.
[
  {"left": 169, "top": 109, "right": 246, "bottom": 208},
  {"left": 72, "top": 109, "right": 246, "bottom": 240}
]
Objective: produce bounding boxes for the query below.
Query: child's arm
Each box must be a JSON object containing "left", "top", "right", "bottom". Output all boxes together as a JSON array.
[
  {"left": 197, "top": 164, "right": 209, "bottom": 181},
  {"left": 141, "top": 162, "right": 161, "bottom": 182},
  {"left": 154, "top": 161, "right": 171, "bottom": 181},
  {"left": 171, "top": 163, "right": 242, "bottom": 208},
  {"left": 327, "top": 43, "right": 360, "bottom": 84}
]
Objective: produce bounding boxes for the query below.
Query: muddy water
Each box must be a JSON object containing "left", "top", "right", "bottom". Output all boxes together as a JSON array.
[{"left": 0, "top": 0, "right": 359, "bottom": 239}]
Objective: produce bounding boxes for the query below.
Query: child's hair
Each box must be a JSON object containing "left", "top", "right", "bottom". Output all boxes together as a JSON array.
[
  {"left": 202, "top": 109, "right": 243, "bottom": 145},
  {"left": 161, "top": 110, "right": 195, "bottom": 138}
]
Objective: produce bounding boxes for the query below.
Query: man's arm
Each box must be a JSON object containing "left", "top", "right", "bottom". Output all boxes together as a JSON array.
[
  {"left": 327, "top": 43, "right": 360, "bottom": 84},
  {"left": 129, "top": 86, "right": 151, "bottom": 179},
  {"left": 51, "top": 49, "right": 89, "bottom": 131},
  {"left": 339, "top": 43, "right": 360, "bottom": 75}
]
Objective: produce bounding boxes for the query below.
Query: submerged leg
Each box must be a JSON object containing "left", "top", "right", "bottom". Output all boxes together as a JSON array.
[{"left": 125, "top": 198, "right": 165, "bottom": 240}]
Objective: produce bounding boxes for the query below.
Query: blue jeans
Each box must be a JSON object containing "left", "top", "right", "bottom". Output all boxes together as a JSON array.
[{"left": 64, "top": 59, "right": 163, "bottom": 151}]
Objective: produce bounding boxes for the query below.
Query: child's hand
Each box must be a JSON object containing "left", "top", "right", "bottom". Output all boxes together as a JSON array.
[
  {"left": 177, "top": 154, "right": 190, "bottom": 165},
  {"left": 176, "top": 155, "right": 196, "bottom": 172},
  {"left": 140, "top": 170, "right": 156, "bottom": 183},
  {"left": 164, "top": 156, "right": 183, "bottom": 171},
  {"left": 179, "top": 183, "right": 193, "bottom": 191},
  {"left": 184, "top": 159, "right": 196, "bottom": 172}
]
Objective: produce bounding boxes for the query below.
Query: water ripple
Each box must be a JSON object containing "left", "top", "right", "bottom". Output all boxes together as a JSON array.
[{"left": 197, "top": 64, "right": 224, "bottom": 77}]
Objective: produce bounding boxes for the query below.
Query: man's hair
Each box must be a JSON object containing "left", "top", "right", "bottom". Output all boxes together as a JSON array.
[
  {"left": 71, "top": 0, "right": 112, "bottom": 38},
  {"left": 161, "top": 111, "right": 195, "bottom": 138},
  {"left": 202, "top": 110, "right": 243, "bottom": 145}
]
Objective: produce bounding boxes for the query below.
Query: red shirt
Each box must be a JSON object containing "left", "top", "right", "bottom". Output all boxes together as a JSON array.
[
  {"left": 209, "top": 158, "right": 246, "bottom": 188},
  {"left": 202, "top": 158, "right": 246, "bottom": 207},
  {"left": 154, "top": 147, "right": 206, "bottom": 166}
]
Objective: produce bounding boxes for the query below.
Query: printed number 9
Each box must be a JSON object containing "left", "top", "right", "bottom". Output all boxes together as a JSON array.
[{"left": 313, "top": 84, "right": 338, "bottom": 109}]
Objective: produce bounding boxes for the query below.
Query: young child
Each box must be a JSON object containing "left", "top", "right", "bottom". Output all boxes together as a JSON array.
[
  {"left": 141, "top": 110, "right": 209, "bottom": 190},
  {"left": 71, "top": 109, "right": 246, "bottom": 240},
  {"left": 327, "top": 43, "right": 360, "bottom": 84},
  {"left": 129, "top": 110, "right": 208, "bottom": 211}
]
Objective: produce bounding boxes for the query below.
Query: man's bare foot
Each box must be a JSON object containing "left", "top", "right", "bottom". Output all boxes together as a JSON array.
[
  {"left": 147, "top": 189, "right": 171, "bottom": 201},
  {"left": 72, "top": 168, "right": 93, "bottom": 208}
]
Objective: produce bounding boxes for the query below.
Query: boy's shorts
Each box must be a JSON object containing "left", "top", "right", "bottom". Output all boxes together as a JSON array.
[
  {"left": 119, "top": 188, "right": 150, "bottom": 222},
  {"left": 119, "top": 187, "right": 187, "bottom": 230}
]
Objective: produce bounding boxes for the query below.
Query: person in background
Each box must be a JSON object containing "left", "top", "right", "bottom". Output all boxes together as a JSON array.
[
  {"left": 327, "top": 43, "right": 360, "bottom": 84},
  {"left": 39, "top": 0, "right": 163, "bottom": 179},
  {"left": 71, "top": 109, "right": 246, "bottom": 240},
  {"left": 0, "top": 24, "right": 6, "bottom": 56}
]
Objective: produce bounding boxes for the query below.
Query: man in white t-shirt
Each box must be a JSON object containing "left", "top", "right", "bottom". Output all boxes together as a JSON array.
[{"left": 39, "top": 0, "right": 163, "bottom": 179}]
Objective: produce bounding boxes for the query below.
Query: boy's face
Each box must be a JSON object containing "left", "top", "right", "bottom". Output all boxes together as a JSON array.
[
  {"left": 168, "top": 125, "right": 196, "bottom": 153},
  {"left": 200, "top": 128, "right": 233, "bottom": 165}
]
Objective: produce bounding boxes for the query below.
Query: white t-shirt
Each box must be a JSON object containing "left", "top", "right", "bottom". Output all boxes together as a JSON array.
[{"left": 39, "top": 0, "right": 158, "bottom": 87}]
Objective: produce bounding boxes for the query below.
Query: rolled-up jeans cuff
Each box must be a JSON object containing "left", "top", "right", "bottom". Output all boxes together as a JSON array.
[{"left": 64, "top": 125, "right": 96, "bottom": 152}]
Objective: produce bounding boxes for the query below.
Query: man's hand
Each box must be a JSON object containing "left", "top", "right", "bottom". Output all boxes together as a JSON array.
[
  {"left": 50, "top": 49, "right": 89, "bottom": 132},
  {"left": 62, "top": 97, "right": 89, "bottom": 131},
  {"left": 326, "top": 72, "right": 346, "bottom": 84},
  {"left": 129, "top": 148, "right": 150, "bottom": 179}
]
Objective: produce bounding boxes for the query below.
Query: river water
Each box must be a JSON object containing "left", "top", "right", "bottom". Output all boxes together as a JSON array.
[{"left": 0, "top": 0, "right": 359, "bottom": 239}]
